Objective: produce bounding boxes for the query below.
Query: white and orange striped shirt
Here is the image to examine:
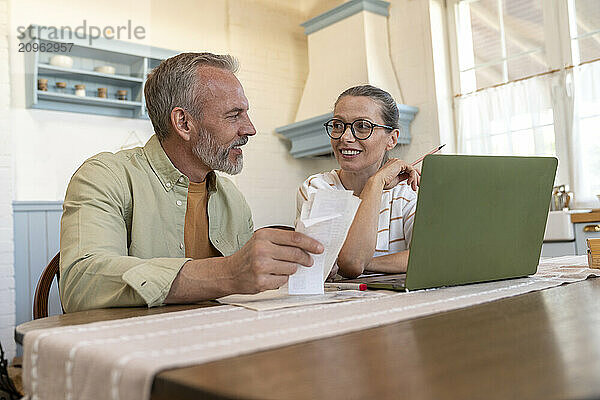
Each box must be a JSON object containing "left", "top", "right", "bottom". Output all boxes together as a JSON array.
[{"left": 297, "top": 170, "right": 418, "bottom": 257}]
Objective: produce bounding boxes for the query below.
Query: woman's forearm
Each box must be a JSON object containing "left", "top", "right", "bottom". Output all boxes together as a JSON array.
[
  {"left": 365, "top": 250, "right": 410, "bottom": 274},
  {"left": 337, "top": 178, "right": 384, "bottom": 278}
]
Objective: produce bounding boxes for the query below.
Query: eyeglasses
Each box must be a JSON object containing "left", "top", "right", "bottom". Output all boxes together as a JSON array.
[{"left": 323, "top": 118, "right": 394, "bottom": 140}]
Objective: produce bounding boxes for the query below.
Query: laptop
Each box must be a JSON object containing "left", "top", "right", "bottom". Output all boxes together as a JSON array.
[{"left": 351, "top": 154, "right": 558, "bottom": 291}]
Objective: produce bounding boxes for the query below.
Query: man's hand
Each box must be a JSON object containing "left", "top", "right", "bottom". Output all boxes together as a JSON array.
[
  {"left": 223, "top": 228, "right": 324, "bottom": 294},
  {"left": 371, "top": 158, "right": 420, "bottom": 191}
]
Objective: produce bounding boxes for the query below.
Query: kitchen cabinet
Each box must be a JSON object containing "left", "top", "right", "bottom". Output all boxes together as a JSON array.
[
  {"left": 541, "top": 241, "right": 577, "bottom": 257},
  {"left": 571, "top": 210, "right": 600, "bottom": 255},
  {"left": 541, "top": 210, "right": 600, "bottom": 257},
  {"left": 575, "top": 222, "right": 600, "bottom": 255}
]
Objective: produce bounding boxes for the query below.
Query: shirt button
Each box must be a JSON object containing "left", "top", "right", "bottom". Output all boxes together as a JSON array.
[
  {"left": 166, "top": 182, "right": 172, "bottom": 188},
  {"left": 178, "top": 177, "right": 185, "bottom": 183},
  {"left": 176, "top": 200, "right": 182, "bottom": 206},
  {"left": 180, "top": 243, "right": 184, "bottom": 249}
]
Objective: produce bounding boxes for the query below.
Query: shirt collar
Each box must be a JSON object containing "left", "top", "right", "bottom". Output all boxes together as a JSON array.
[{"left": 144, "top": 134, "right": 217, "bottom": 193}]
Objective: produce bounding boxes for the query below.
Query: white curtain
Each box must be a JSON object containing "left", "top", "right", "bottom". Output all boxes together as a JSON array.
[
  {"left": 456, "top": 74, "right": 556, "bottom": 158},
  {"left": 455, "top": 69, "right": 600, "bottom": 206},
  {"left": 571, "top": 60, "right": 600, "bottom": 207}
]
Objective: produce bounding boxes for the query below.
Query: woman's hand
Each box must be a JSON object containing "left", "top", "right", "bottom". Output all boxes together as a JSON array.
[{"left": 371, "top": 158, "right": 420, "bottom": 191}]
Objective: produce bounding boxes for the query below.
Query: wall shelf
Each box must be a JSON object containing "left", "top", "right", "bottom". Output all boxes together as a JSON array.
[
  {"left": 37, "top": 91, "right": 142, "bottom": 107},
  {"left": 35, "top": 91, "right": 143, "bottom": 118},
  {"left": 23, "top": 25, "right": 178, "bottom": 119},
  {"left": 38, "top": 64, "right": 144, "bottom": 86}
]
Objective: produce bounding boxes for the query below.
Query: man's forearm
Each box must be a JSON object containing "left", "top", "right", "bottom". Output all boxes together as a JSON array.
[
  {"left": 165, "top": 228, "right": 325, "bottom": 303},
  {"left": 164, "top": 257, "right": 235, "bottom": 303}
]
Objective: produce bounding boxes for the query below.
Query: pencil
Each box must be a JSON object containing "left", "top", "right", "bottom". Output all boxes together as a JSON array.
[
  {"left": 411, "top": 144, "right": 446, "bottom": 166},
  {"left": 324, "top": 282, "right": 367, "bottom": 291}
]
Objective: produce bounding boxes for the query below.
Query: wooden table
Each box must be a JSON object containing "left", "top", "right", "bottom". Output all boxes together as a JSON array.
[
  {"left": 16, "top": 279, "right": 600, "bottom": 400},
  {"left": 14, "top": 303, "right": 215, "bottom": 345}
]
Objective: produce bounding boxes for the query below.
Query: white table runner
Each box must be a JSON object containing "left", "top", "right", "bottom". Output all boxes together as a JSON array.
[{"left": 23, "top": 256, "right": 598, "bottom": 400}]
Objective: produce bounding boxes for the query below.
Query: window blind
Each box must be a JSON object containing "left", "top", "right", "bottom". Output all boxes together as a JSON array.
[{"left": 456, "top": 0, "right": 549, "bottom": 93}]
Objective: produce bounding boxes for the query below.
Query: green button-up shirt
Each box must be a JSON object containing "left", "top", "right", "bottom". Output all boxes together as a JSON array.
[{"left": 59, "top": 135, "right": 254, "bottom": 312}]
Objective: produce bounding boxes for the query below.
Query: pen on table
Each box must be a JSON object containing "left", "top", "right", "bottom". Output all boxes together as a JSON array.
[
  {"left": 364, "top": 282, "right": 407, "bottom": 291},
  {"left": 411, "top": 144, "right": 446, "bottom": 166},
  {"left": 324, "top": 282, "right": 367, "bottom": 291}
]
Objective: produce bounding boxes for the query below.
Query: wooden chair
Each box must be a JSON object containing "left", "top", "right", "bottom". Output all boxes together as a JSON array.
[{"left": 33, "top": 253, "right": 61, "bottom": 320}]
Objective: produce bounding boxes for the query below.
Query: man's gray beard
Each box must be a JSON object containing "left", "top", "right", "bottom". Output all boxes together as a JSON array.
[{"left": 192, "top": 127, "right": 246, "bottom": 175}]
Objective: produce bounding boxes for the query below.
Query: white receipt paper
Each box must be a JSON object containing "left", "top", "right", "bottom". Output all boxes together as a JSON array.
[
  {"left": 289, "top": 189, "right": 361, "bottom": 295},
  {"left": 219, "top": 288, "right": 386, "bottom": 311}
]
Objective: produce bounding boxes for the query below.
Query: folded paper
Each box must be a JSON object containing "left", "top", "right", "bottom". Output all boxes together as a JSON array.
[{"left": 289, "top": 189, "right": 361, "bottom": 294}]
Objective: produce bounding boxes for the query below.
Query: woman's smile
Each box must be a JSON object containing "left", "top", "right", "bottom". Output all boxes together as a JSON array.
[{"left": 338, "top": 147, "right": 363, "bottom": 159}]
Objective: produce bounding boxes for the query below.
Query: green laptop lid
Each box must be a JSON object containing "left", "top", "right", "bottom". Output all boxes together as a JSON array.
[{"left": 405, "top": 154, "right": 557, "bottom": 291}]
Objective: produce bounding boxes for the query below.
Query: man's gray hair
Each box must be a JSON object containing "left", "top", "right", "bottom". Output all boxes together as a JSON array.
[{"left": 144, "top": 52, "right": 239, "bottom": 141}]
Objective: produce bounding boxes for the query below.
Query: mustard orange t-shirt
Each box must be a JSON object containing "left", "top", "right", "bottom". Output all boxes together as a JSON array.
[{"left": 184, "top": 181, "right": 221, "bottom": 259}]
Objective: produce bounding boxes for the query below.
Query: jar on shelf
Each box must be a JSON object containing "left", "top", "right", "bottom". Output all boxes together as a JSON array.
[
  {"left": 74, "top": 84, "right": 86, "bottom": 97},
  {"left": 37, "top": 78, "right": 48, "bottom": 91},
  {"left": 55, "top": 81, "right": 67, "bottom": 94},
  {"left": 116, "top": 90, "right": 127, "bottom": 101},
  {"left": 97, "top": 87, "right": 107, "bottom": 98}
]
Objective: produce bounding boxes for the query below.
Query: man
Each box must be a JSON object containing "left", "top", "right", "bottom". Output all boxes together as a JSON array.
[{"left": 59, "top": 53, "right": 323, "bottom": 312}]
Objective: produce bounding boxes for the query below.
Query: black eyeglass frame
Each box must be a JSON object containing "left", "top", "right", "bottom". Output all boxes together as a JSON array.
[{"left": 323, "top": 118, "right": 395, "bottom": 140}]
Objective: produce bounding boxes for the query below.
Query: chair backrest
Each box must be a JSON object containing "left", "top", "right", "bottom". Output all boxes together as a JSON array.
[{"left": 33, "top": 253, "right": 60, "bottom": 320}]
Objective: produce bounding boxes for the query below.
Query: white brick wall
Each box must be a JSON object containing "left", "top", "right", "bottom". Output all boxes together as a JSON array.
[
  {"left": 0, "top": 0, "right": 15, "bottom": 360},
  {"left": 229, "top": 0, "right": 338, "bottom": 227},
  {"left": 388, "top": 0, "right": 445, "bottom": 163},
  {"left": 231, "top": 0, "right": 446, "bottom": 227}
]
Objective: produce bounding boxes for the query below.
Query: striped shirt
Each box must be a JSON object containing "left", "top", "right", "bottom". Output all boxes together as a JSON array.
[{"left": 297, "top": 170, "right": 418, "bottom": 257}]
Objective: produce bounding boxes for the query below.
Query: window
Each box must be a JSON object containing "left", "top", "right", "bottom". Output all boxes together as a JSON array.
[
  {"left": 455, "top": 0, "right": 548, "bottom": 93},
  {"left": 448, "top": 0, "right": 600, "bottom": 206},
  {"left": 569, "top": 0, "right": 600, "bottom": 204},
  {"left": 569, "top": 0, "right": 600, "bottom": 65}
]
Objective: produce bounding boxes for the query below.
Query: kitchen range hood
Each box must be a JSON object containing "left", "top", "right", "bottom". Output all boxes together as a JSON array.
[{"left": 277, "top": 0, "right": 417, "bottom": 158}]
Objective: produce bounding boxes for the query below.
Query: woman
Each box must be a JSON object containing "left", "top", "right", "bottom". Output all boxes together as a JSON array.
[{"left": 297, "top": 85, "right": 420, "bottom": 278}]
